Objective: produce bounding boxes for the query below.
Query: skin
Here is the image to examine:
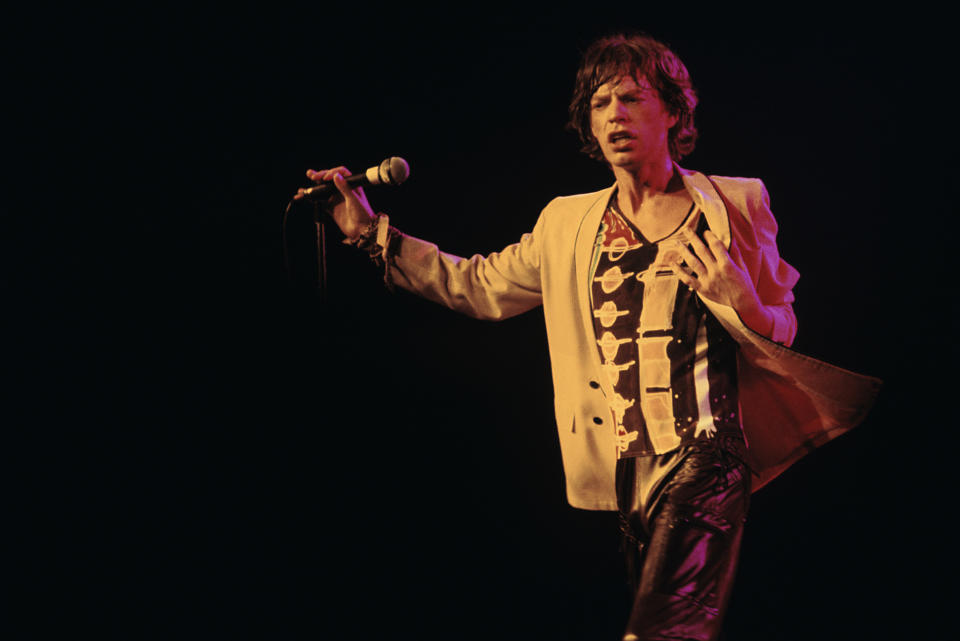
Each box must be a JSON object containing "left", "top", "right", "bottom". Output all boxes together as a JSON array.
[{"left": 299, "top": 72, "right": 775, "bottom": 338}]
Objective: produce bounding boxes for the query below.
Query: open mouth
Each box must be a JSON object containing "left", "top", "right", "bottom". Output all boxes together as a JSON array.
[{"left": 608, "top": 131, "right": 635, "bottom": 145}]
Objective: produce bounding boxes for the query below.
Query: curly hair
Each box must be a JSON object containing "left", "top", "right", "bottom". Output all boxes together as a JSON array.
[{"left": 567, "top": 34, "right": 698, "bottom": 163}]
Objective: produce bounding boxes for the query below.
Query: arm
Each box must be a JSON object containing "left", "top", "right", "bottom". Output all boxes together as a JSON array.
[
  {"left": 388, "top": 226, "right": 543, "bottom": 320},
  {"left": 740, "top": 182, "right": 799, "bottom": 345},
  {"left": 298, "top": 165, "right": 544, "bottom": 320}
]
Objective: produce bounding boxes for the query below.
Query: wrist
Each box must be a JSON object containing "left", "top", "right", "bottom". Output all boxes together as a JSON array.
[
  {"left": 345, "top": 213, "right": 396, "bottom": 262},
  {"left": 344, "top": 214, "right": 378, "bottom": 244}
]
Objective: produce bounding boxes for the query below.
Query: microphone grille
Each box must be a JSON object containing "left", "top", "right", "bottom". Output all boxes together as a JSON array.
[{"left": 378, "top": 157, "right": 410, "bottom": 185}]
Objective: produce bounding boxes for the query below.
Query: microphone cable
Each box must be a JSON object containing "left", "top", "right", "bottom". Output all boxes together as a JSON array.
[{"left": 281, "top": 198, "right": 328, "bottom": 300}]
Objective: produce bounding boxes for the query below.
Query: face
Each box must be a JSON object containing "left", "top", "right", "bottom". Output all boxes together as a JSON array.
[{"left": 589, "top": 74, "right": 678, "bottom": 170}]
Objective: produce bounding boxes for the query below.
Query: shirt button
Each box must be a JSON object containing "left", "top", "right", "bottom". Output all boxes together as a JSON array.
[
  {"left": 589, "top": 381, "right": 600, "bottom": 389},
  {"left": 593, "top": 417, "right": 604, "bottom": 425}
]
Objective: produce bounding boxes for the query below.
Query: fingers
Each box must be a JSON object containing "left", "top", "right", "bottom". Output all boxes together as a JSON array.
[
  {"left": 682, "top": 229, "right": 716, "bottom": 266},
  {"left": 672, "top": 229, "right": 726, "bottom": 292},
  {"left": 672, "top": 261, "right": 700, "bottom": 291},
  {"left": 675, "top": 242, "right": 706, "bottom": 278},
  {"left": 672, "top": 228, "right": 730, "bottom": 276},
  {"left": 702, "top": 230, "right": 730, "bottom": 264},
  {"left": 305, "top": 166, "right": 352, "bottom": 183},
  {"left": 331, "top": 172, "right": 358, "bottom": 200},
  {"left": 670, "top": 228, "right": 743, "bottom": 302},
  {"left": 293, "top": 166, "right": 356, "bottom": 202}
]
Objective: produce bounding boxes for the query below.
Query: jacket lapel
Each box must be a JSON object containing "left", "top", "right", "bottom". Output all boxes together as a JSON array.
[
  {"left": 678, "top": 165, "right": 732, "bottom": 250},
  {"left": 574, "top": 186, "right": 615, "bottom": 396}
]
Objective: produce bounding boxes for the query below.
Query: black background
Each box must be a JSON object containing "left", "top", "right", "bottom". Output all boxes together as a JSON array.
[{"left": 9, "top": 3, "right": 953, "bottom": 640}]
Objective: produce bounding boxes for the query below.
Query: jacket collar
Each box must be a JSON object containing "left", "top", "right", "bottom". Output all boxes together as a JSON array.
[{"left": 677, "top": 164, "right": 731, "bottom": 250}]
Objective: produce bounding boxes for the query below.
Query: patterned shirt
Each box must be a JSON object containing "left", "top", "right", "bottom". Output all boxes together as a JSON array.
[{"left": 590, "top": 195, "right": 744, "bottom": 458}]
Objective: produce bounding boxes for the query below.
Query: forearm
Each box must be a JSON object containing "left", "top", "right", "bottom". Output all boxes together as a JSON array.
[{"left": 390, "top": 232, "right": 543, "bottom": 320}]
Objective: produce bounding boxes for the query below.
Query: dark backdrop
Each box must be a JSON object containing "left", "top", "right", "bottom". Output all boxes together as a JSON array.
[{"left": 11, "top": 4, "right": 951, "bottom": 640}]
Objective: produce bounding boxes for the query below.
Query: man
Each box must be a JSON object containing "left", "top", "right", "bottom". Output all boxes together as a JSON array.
[{"left": 298, "top": 34, "right": 880, "bottom": 641}]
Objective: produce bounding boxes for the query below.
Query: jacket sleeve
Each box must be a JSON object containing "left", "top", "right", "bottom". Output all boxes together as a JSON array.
[
  {"left": 385, "top": 211, "right": 546, "bottom": 321},
  {"left": 727, "top": 179, "right": 801, "bottom": 346}
]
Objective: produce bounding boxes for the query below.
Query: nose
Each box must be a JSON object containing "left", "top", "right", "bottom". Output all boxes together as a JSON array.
[{"left": 607, "top": 97, "right": 628, "bottom": 122}]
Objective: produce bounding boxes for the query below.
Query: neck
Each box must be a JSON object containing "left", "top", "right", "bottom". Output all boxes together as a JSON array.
[{"left": 612, "top": 156, "right": 678, "bottom": 214}]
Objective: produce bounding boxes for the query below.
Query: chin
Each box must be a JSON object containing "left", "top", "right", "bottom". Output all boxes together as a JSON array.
[{"left": 607, "top": 155, "right": 642, "bottom": 170}]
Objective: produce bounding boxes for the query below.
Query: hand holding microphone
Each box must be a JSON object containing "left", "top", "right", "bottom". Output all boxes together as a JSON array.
[
  {"left": 295, "top": 157, "right": 409, "bottom": 242},
  {"left": 296, "top": 157, "right": 410, "bottom": 201}
]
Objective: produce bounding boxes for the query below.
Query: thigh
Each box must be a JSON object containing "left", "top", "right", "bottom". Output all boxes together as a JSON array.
[{"left": 626, "top": 447, "right": 750, "bottom": 641}]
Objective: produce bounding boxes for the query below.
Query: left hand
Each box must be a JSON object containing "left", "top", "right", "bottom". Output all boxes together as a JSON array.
[{"left": 672, "top": 229, "right": 758, "bottom": 311}]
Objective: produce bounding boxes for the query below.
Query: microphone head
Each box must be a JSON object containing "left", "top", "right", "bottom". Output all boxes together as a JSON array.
[{"left": 377, "top": 156, "right": 410, "bottom": 186}]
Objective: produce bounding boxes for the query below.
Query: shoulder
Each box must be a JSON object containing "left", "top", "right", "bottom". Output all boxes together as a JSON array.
[
  {"left": 519, "top": 186, "right": 613, "bottom": 249},
  {"left": 707, "top": 174, "right": 769, "bottom": 205},
  {"left": 703, "top": 174, "right": 777, "bottom": 232},
  {"left": 699, "top": 177, "right": 786, "bottom": 261},
  {"left": 544, "top": 186, "right": 613, "bottom": 212},
  {"left": 539, "top": 186, "right": 613, "bottom": 227}
]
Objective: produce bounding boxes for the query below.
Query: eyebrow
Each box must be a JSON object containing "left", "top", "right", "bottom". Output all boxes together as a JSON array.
[{"left": 591, "top": 85, "right": 648, "bottom": 102}]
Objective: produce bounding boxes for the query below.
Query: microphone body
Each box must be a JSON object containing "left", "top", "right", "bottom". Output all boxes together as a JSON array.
[{"left": 300, "top": 157, "right": 410, "bottom": 201}]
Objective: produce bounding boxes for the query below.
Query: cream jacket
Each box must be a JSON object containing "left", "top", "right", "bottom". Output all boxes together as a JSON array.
[{"left": 387, "top": 166, "right": 882, "bottom": 510}]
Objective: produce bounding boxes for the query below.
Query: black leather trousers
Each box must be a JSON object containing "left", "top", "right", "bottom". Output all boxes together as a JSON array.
[{"left": 616, "top": 440, "right": 751, "bottom": 641}]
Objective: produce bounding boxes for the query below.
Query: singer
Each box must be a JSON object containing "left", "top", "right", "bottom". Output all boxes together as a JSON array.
[{"left": 300, "top": 34, "right": 880, "bottom": 641}]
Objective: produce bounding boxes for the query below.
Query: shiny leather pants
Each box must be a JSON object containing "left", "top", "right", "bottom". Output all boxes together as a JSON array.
[{"left": 616, "top": 442, "right": 751, "bottom": 641}]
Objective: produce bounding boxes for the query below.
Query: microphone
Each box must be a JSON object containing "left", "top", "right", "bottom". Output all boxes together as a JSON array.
[{"left": 299, "top": 157, "right": 410, "bottom": 201}]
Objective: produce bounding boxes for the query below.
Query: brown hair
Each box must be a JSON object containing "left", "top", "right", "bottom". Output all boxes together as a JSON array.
[{"left": 568, "top": 33, "right": 698, "bottom": 162}]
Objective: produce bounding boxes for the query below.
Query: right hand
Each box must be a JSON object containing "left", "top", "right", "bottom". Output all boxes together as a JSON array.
[{"left": 295, "top": 166, "right": 377, "bottom": 241}]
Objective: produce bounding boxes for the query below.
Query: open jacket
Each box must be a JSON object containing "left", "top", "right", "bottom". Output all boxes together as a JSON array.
[{"left": 387, "top": 165, "right": 882, "bottom": 510}]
